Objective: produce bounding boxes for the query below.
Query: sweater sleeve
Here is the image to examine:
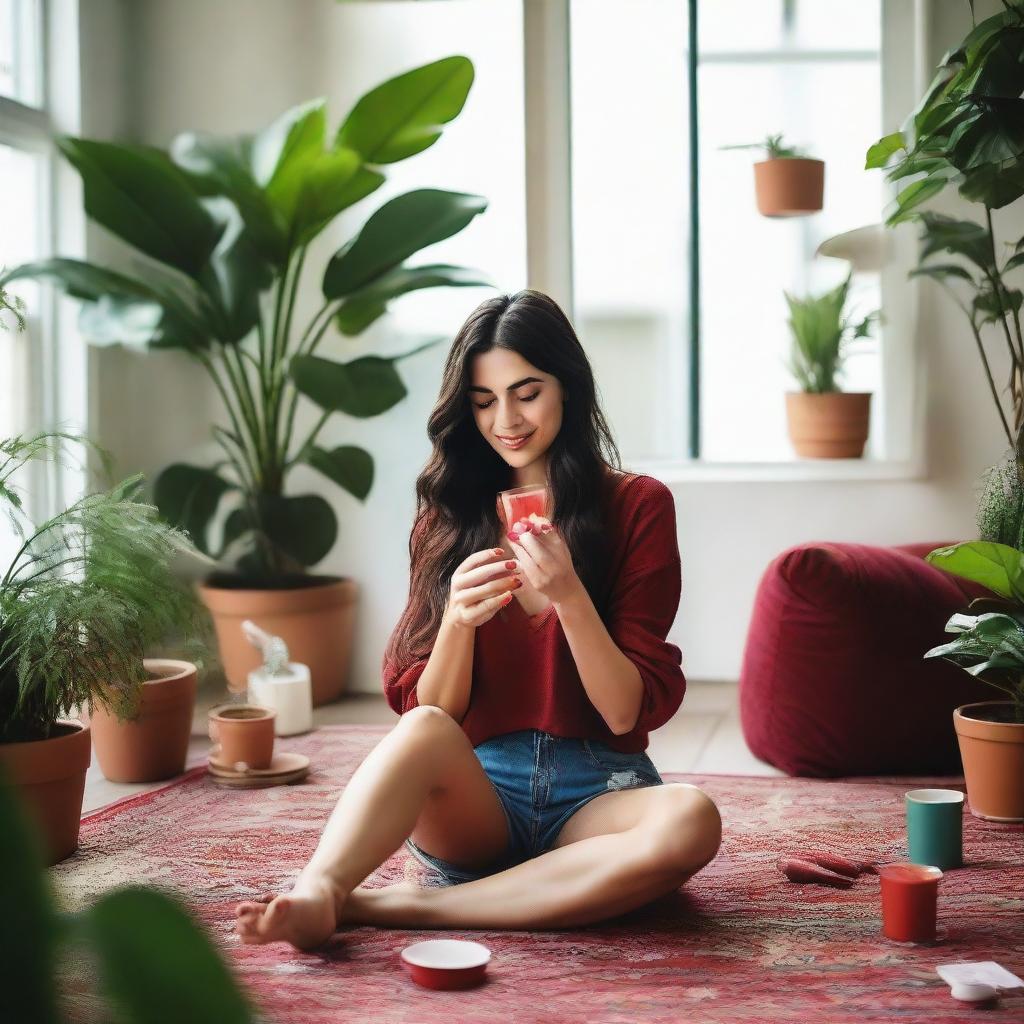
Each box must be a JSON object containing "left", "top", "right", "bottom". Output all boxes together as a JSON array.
[
  {"left": 381, "top": 651, "right": 425, "bottom": 715},
  {"left": 605, "top": 478, "right": 686, "bottom": 734}
]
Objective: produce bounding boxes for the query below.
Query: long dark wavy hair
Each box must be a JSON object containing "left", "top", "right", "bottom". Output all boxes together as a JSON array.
[{"left": 385, "top": 289, "right": 623, "bottom": 667}]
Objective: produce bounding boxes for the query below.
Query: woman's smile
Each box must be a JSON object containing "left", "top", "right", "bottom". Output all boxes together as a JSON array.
[{"left": 496, "top": 430, "right": 536, "bottom": 450}]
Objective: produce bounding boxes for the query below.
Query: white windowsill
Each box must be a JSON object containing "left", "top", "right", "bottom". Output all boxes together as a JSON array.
[{"left": 628, "top": 456, "right": 926, "bottom": 485}]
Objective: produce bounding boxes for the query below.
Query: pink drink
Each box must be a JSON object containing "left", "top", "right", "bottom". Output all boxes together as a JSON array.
[{"left": 499, "top": 485, "right": 549, "bottom": 529}]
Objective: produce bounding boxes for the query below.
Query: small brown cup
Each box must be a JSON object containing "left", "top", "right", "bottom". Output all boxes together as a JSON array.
[{"left": 208, "top": 704, "right": 276, "bottom": 770}]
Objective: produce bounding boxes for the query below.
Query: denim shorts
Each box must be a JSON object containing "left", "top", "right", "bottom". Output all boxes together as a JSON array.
[{"left": 404, "top": 728, "right": 664, "bottom": 887}]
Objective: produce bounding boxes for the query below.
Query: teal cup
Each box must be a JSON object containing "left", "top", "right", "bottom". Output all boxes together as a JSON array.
[{"left": 905, "top": 789, "right": 964, "bottom": 870}]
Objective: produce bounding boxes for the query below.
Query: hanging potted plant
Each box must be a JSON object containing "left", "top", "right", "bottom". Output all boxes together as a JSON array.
[
  {"left": 723, "top": 133, "right": 825, "bottom": 217},
  {"left": 1, "top": 57, "right": 495, "bottom": 705},
  {"left": 924, "top": 534, "right": 1024, "bottom": 822},
  {"left": 783, "top": 273, "right": 878, "bottom": 458},
  {"left": 0, "top": 434, "right": 199, "bottom": 862}
]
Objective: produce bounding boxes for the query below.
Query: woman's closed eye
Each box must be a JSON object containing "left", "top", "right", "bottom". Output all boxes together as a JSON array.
[{"left": 473, "top": 391, "right": 540, "bottom": 410}]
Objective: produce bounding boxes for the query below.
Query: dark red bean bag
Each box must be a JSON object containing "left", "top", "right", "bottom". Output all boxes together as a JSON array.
[{"left": 739, "top": 542, "right": 994, "bottom": 777}]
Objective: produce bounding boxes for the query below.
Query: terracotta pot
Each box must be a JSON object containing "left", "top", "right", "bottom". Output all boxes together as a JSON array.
[
  {"left": 200, "top": 578, "right": 357, "bottom": 706},
  {"left": 953, "top": 701, "right": 1024, "bottom": 823},
  {"left": 754, "top": 158, "right": 825, "bottom": 217},
  {"left": 0, "top": 720, "right": 91, "bottom": 864},
  {"left": 208, "top": 703, "right": 276, "bottom": 769},
  {"left": 786, "top": 391, "right": 871, "bottom": 458},
  {"left": 88, "top": 659, "right": 198, "bottom": 783}
]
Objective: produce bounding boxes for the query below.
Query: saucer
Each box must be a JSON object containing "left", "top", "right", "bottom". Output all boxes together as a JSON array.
[{"left": 207, "top": 750, "right": 310, "bottom": 788}]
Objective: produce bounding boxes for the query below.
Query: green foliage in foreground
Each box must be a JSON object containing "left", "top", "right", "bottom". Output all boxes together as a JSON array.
[{"left": 0, "top": 773, "right": 253, "bottom": 1023}]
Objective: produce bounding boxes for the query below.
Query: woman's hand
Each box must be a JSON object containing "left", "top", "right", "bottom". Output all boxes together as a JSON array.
[
  {"left": 507, "top": 515, "right": 583, "bottom": 605},
  {"left": 444, "top": 548, "right": 523, "bottom": 628}
]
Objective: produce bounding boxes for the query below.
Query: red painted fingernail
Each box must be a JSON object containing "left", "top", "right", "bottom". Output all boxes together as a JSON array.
[
  {"left": 502, "top": 592, "right": 514, "bottom": 605},
  {"left": 505, "top": 560, "right": 516, "bottom": 569},
  {"left": 541, "top": 524, "right": 553, "bottom": 534},
  {"left": 507, "top": 531, "right": 519, "bottom": 542}
]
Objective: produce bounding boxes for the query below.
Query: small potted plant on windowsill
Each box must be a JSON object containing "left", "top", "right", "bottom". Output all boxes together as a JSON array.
[
  {"left": 783, "top": 273, "right": 878, "bottom": 458},
  {"left": 0, "top": 434, "right": 199, "bottom": 863},
  {"left": 924, "top": 528, "right": 1024, "bottom": 822},
  {"left": 722, "top": 133, "right": 825, "bottom": 217},
  {"left": 0, "top": 57, "right": 495, "bottom": 706}
]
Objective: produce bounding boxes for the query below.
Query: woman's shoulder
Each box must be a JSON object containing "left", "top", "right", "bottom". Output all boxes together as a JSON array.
[{"left": 603, "top": 469, "right": 673, "bottom": 515}]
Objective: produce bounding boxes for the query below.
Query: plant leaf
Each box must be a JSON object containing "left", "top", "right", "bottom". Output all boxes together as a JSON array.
[
  {"left": 0, "top": 258, "right": 207, "bottom": 350},
  {"left": 153, "top": 464, "right": 235, "bottom": 556},
  {"left": 885, "top": 176, "right": 947, "bottom": 226},
  {"left": 170, "top": 131, "right": 287, "bottom": 265},
  {"left": 305, "top": 445, "right": 373, "bottom": 500},
  {"left": 926, "top": 541, "right": 1024, "bottom": 601},
  {"left": 865, "top": 131, "right": 905, "bottom": 169},
  {"left": 0, "top": 774, "right": 60, "bottom": 1024},
  {"left": 336, "top": 55, "right": 474, "bottom": 164},
  {"left": 909, "top": 263, "right": 976, "bottom": 286},
  {"left": 256, "top": 493, "right": 337, "bottom": 567},
  {"left": 974, "top": 285, "right": 1024, "bottom": 326},
  {"left": 917, "top": 213, "right": 994, "bottom": 271},
  {"left": 57, "top": 137, "right": 220, "bottom": 278},
  {"left": 88, "top": 887, "right": 253, "bottom": 1024},
  {"left": 322, "top": 189, "right": 488, "bottom": 298},
  {"left": 290, "top": 353, "right": 407, "bottom": 417},
  {"left": 334, "top": 263, "right": 494, "bottom": 335}
]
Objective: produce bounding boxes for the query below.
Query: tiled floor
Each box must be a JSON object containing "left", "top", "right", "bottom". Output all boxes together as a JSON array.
[{"left": 81, "top": 680, "right": 783, "bottom": 814}]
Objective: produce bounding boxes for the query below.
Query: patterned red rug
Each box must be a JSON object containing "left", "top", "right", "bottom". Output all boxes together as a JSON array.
[{"left": 51, "top": 725, "right": 1023, "bottom": 1024}]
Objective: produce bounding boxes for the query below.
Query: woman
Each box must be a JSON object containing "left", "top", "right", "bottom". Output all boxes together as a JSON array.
[{"left": 236, "top": 290, "right": 722, "bottom": 949}]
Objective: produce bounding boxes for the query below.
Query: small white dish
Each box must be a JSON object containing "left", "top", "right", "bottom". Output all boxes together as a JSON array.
[
  {"left": 950, "top": 982, "right": 997, "bottom": 1002},
  {"left": 400, "top": 939, "right": 491, "bottom": 990}
]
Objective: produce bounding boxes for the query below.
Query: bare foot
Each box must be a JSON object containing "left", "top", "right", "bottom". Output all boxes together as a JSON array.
[{"left": 235, "top": 874, "right": 344, "bottom": 950}]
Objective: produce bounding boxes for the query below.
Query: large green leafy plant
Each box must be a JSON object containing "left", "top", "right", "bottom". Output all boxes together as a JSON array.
[
  {"left": 0, "top": 774, "right": 253, "bottom": 1023},
  {"left": 866, "top": 1, "right": 1024, "bottom": 445},
  {"left": 925, "top": 541, "right": 1024, "bottom": 723},
  {"left": 784, "top": 274, "right": 877, "bottom": 393},
  {"left": 0, "top": 434, "right": 198, "bottom": 743},
  {"left": 1, "top": 57, "right": 492, "bottom": 581}
]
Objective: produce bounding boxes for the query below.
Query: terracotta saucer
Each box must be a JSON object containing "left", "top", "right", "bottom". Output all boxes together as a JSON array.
[{"left": 207, "top": 749, "right": 310, "bottom": 788}]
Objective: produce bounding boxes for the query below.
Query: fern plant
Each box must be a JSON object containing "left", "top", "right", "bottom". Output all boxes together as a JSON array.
[
  {"left": 784, "top": 274, "right": 878, "bottom": 394},
  {"left": 0, "top": 434, "right": 200, "bottom": 743}
]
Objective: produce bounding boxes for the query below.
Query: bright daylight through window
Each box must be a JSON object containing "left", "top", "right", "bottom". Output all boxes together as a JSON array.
[{"left": 571, "top": 0, "right": 883, "bottom": 463}]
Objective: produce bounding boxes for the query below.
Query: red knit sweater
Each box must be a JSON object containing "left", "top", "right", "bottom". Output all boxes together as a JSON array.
[{"left": 381, "top": 472, "right": 685, "bottom": 753}]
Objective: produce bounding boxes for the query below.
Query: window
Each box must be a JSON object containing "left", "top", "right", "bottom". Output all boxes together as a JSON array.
[
  {"left": 1, "top": 0, "right": 84, "bottom": 553},
  {"left": 568, "top": 0, "right": 893, "bottom": 465}
]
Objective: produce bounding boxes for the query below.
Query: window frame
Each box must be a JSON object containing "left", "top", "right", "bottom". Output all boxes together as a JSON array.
[
  {"left": 523, "top": 0, "right": 930, "bottom": 479},
  {"left": 1, "top": 0, "right": 85, "bottom": 518}
]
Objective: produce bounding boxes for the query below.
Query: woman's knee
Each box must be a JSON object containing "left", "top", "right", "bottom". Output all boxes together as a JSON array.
[
  {"left": 643, "top": 784, "right": 722, "bottom": 873},
  {"left": 395, "top": 704, "right": 468, "bottom": 757}
]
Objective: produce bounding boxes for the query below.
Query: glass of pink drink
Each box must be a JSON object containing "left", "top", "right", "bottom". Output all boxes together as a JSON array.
[{"left": 498, "top": 484, "right": 550, "bottom": 531}]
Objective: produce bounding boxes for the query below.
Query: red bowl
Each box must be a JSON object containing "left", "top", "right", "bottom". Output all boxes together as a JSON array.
[{"left": 400, "top": 939, "right": 492, "bottom": 990}]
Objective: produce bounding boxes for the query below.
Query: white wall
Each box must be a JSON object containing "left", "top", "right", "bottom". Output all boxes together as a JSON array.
[{"left": 80, "top": 0, "right": 1017, "bottom": 691}]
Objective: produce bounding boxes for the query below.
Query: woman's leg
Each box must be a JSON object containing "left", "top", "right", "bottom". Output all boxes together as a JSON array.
[
  {"left": 235, "top": 705, "right": 509, "bottom": 948},
  {"left": 344, "top": 783, "right": 722, "bottom": 930}
]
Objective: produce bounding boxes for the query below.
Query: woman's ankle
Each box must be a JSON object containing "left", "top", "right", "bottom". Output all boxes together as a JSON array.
[{"left": 294, "top": 866, "right": 350, "bottom": 918}]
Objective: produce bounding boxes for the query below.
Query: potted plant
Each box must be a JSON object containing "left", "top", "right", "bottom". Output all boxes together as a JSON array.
[
  {"left": 783, "top": 273, "right": 878, "bottom": 458},
  {"left": 723, "top": 133, "right": 825, "bottom": 217},
  {"left": 0, "top": 56, "right": 495, "bottom": 705},
  {"left": 2, "top": 776, "right": 255, "bottom": 1022},
  {"left": 0, "top": 434, "right": 198, "bottom": 862},
  {"left": 924, "top": 535, "right": 1024, "bottom": 822}
]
